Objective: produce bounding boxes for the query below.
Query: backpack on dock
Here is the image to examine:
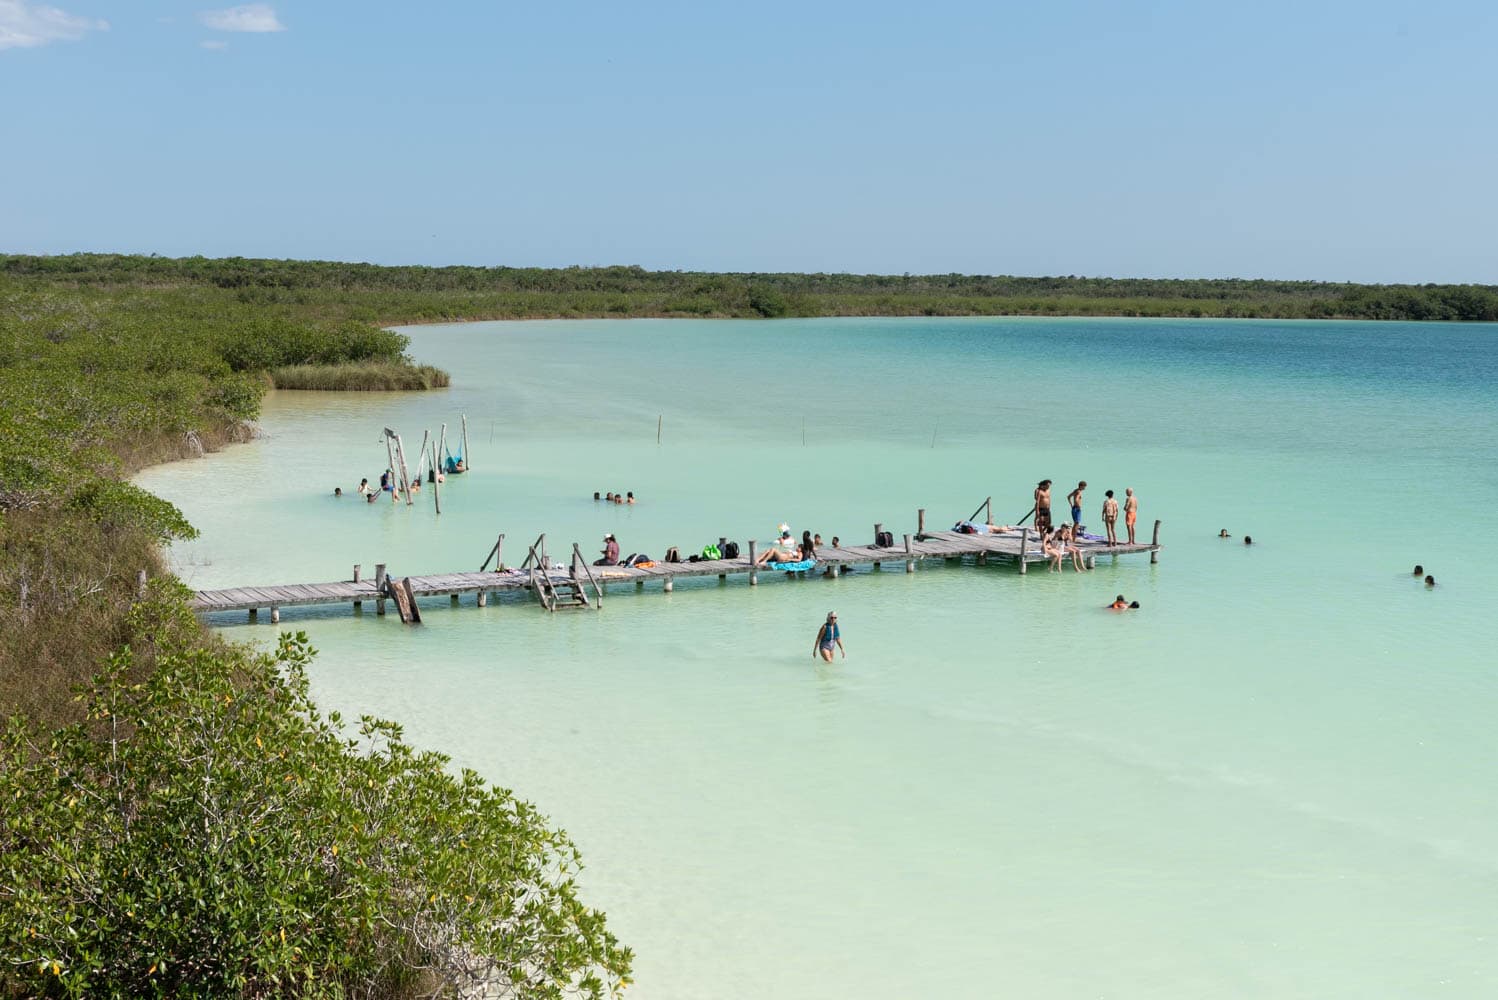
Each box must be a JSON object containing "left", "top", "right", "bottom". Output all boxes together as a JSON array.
[
  {"left": 875, "top": 530, "right": 894, "bottom": 548},
  {"left": 665, "top": 546, "right": 681, "bottom": 563},
  {"left": 721, "top": 540, "right": 740, "bottom": 559}
]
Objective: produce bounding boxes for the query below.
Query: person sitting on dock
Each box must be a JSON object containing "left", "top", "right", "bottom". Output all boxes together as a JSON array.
[
  {"left": 802, "top": 530, "right": 817, "bottom": 560},
  {"left": 596, "top": 533, "right": 620, "bottom": 566},
  {"left": 756, "top": 529, "right": 802, "bottom": 566},
  {"left": 1044, "top": 528, "right": 1066, "bottom": 572},
  {"left": 1062, "top": 524, "right": 1088, "bottom": 572}
]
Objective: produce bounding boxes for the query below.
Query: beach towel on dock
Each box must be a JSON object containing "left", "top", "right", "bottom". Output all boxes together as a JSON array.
[{"left": 767, "top": 558, "right": 817, "bottom": 571}]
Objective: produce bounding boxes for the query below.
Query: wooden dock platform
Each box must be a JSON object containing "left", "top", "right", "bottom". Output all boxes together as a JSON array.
[{"left": 190, "top": 514, "right": 1163, "bottom": 622}]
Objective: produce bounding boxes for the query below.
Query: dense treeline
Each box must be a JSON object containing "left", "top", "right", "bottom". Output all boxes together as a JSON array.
[
  {"left": 0, "top": 257, "right": 624, "bottom": 997},
  {"left": 6, "top": 252, "right": 1498, "bottom": 321}
]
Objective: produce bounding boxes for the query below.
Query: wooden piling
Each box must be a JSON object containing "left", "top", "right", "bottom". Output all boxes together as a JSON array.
[
  {"left": 748, "top": 541, "right": 758, "bottom": 586},
  {"left": 383, "top": 435, "right": 397, "bottom": 496},
  {"left": 375, "top": 564, "right": 387, "bottom": 615},
  {"left": 664, "top": 576, "right": 674, "bottom": 592},
  {"left": 985, "top": 497, "right": 992, "bottom": 524},
  {"left": 353, "top": 564, "right": 362, "bottom": 609},
  {"left": 247, "top": 608, "right": 257, "bottom": 621},
  {"left": 904, "top": 533, "right": 914, "bottom": 572},
  {"left": 1151, "top": 520, "right": 1161, "bottom": 563},
  {"left": 657, "top": 414, "right": 662, "bottom": 444},
  {"left": 431, "top": 441, "right": 441, "bottom": 514},
  {"left": 270, "top": 606, "right": 280, "bottom": 623},
  {"left": 461, "top": 414, "right": 470, "bottom": 470},
  {"left": 1017, "top": 530, "right": 1028, "bottom": 574},
  {"left": 917, "top": 509, "right": 926, "bottom": 536},
  {"left": 477, "top": 590, "right": 488, "bottom": 607}
]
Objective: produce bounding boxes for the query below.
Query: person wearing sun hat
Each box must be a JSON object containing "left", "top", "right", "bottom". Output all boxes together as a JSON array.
[{"left": 595, "top": 533, "right": 620, "bottom": 566}]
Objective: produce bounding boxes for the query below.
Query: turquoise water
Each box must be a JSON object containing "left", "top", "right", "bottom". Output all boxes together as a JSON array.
[{"left": 139, "top": 317, "right": 1498, "bottom": 998}]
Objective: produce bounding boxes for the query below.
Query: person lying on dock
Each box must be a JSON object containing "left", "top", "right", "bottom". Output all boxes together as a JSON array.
[{"left": 756, "top": 530, "right": 802, "bottom": 565}]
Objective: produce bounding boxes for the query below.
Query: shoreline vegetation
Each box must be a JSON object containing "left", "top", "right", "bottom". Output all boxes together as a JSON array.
[
  {"left": 8, "top": 251, "right": 1498, "bottom": 323},
  {"left": 2, "top": 249, "right": 1493, "bottom": 995},
  {"left": 0, "top": 253, "right": 627, "bottom": 997}
]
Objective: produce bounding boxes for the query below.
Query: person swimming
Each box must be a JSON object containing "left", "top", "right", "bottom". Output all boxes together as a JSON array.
[
  {"left": 1219, "top": 529, "right": 1231, "bottom": 538},
  {"left": 1109, "top": 594, "right": 1128, "bottom": 610},
  {"left": 1243, "top": 535, "right": 1253, "bottom": 545},
  {"left": 1425, "top": 575, "right": 1436, "bottom": 587},
  {"left": 1412, "top": 564, "right": 1424, "bottom": 576},
  {"left": 334, "top": 487, "right": 343, "bottom": 497}
]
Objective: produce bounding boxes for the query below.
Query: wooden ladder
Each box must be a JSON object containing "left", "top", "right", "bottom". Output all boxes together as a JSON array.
[{"left": 523, "top": 534, "right": 596, "bottom": 612}]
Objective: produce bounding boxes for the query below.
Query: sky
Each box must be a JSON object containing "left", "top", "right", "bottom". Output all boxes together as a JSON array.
[{"left": 2, "top": 0, "right": 1496, "bottom": 282}]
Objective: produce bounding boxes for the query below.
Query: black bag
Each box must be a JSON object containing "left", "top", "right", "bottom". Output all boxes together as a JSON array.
[
  {"left": 722, "top": 540, "right": 740, "bottom": 559},
  {"left": 665, "top": 546, "right": 680, "bottom": 563},
  {"left": 687, "top": 554, "right": 702, "bottom": 563},
  {"left": 875, "top": 530, "right": 894, "bottom": 548},
  {"left": 626, "top": 553, "right": 653, "bottom": 567}
]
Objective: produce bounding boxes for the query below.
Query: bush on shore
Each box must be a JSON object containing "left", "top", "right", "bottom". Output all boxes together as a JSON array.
[{"left": 0, "top": 607, "right": 631, "bottom": 999}]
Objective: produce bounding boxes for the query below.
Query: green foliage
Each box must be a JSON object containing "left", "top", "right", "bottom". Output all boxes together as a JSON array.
[
  {"left": 270, "top": 361, "right": 451, "bottom": 391},
  {"left": 67, "top": 481, "right": 198, "bottom": 543},
  {"left": 0, "top": 623, "right": 632, "bottom": 999}
]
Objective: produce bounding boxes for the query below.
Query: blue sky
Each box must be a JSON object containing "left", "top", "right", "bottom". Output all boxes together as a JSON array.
[{"left": 3, "top": 0, "right": 1496, "bottom": 281}]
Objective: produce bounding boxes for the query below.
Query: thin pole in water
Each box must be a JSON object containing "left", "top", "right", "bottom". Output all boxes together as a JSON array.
[
  {"left": 930, "top": 425, "right": 938, "bottom": 448},
  {"left": 802, "top": 416, "right": 806, "bottom": 447},
  {"left": 657, "top": 415, "right": 662, "bottom": 445}
]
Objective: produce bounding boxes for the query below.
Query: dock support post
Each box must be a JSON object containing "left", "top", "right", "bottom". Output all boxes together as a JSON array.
[
  {"left": 977, "top": 551, "right": 987, "bottom": 565},
  {"left": 1087, "top": 554, "right": 1096, "bottom": 570},
  {"left": 748, "top": 541, "right": 758, "bottom": 586},
  {"left": 375, "top": 563, "right": 387, "bottom": 615},
  {"left": 1151, "top": 520, "right": 1161, "bottom": 563},
  {"left": 431, "top": 441, "right": 441, "bottom": 514},
  {"left": 1017, "top": 530, "right": 1028, "bottom": 575},
  {"left": 247, "top": 608, "right": 257, "bottom": 622},
  {"left": 353, "top": 564, "right": 362, "bottom": 609},
  {"left": 451, "top": 593, "right": 459, "bottom": 606},
  {"left": 985, "top": 497, "right": 992, "bottom": 524},
  {"left": 874, "top": 522, "right": 882, "bottom": 544},
  {"left": 917, "top": 509, "right": 925, "bottom": 536},
  {"left": 270, "top": 606, "right": 280, "bottom": 624},
  {"left": 477, "top": 591, "right": 487, "bottom": 607},
  {"left": 664, "top": 576, "right": 674, "bottom": 593},
  {"left": 904, "top": 533, "right": 914, "bottom": 572}
]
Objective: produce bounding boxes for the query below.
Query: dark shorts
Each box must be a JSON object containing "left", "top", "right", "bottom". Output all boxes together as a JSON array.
[{"left": 1071, "top": 505, "right": 1082, "bottom": 522}]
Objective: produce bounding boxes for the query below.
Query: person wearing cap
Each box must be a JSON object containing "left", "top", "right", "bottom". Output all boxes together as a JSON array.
[
  {"left": 596, "top": 533, "right": 620, "bottom": 566},
  {"left": 813, "top": 612, "right": 845, "bottom": 662}
]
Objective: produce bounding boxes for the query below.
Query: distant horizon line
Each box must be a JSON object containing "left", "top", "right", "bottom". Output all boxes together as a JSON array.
[{"left": 4, "top": 249, "right": 1494, "bottom": 290}]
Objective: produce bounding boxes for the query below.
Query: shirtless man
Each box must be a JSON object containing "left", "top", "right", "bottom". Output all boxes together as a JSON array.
[
  {"left": 1101, "top": 490, "right": 1119, "bottom": 546},
  {"left": 1123, "top": 488, "right": 1138, "bottom": 544},
  {"left": 1066, "top": 481, "right": 1087, "bottom": 530},
  {"left": 1034, "top": 480, "right": 1053, "bottom": 534}
]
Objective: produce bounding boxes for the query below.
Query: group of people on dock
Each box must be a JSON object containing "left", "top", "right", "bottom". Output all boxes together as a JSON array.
[{"left": 1033, "top": 480, "right": 1138, "bottom": 546}]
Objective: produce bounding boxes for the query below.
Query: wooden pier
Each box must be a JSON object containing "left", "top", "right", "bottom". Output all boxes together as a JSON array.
[{"left": 189, "top": 510, "right": 1163, "bottom": 622}]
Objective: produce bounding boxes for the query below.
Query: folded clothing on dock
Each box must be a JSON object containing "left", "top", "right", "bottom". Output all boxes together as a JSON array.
[{"left": 767, "top": 558, "right": 818, "bottom": 571}]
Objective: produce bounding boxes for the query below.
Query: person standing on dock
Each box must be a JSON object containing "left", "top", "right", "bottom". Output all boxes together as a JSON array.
[
  {"left": 1067, "top": 481, "right": 1087, "bottom": 529},
  {"left": 813, "top": 612, "right": 845, "bottom": 662},
  {"left": 1101, "top": 490, "right": 1119, "bottom": 546},
  {"left": 1034, "top": 480, "right": 1053, "bottom": 533},
  {"left": 1124, "top": 488, "right": 1138, "bottom": 544}
]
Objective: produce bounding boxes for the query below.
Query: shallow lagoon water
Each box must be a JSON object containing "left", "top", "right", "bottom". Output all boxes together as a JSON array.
[{"left": 140, "top": 317, "right": 1498, "bottom": 998}]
